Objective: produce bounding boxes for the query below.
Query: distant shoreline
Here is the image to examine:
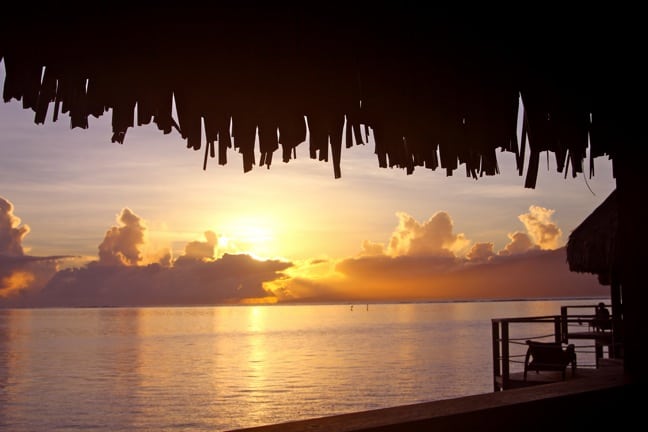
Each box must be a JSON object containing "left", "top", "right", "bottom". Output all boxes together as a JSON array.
[{"left": 0, "top": 296, "right": 611, "bottom": 310}]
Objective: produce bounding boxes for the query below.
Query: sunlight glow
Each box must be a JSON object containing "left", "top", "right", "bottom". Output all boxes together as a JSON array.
[
  {"left": 241, "top": 297, "right": 279, "bottom": 305},
  {"left": 217, "top": 215, "right": 279, "bottom": 258}
]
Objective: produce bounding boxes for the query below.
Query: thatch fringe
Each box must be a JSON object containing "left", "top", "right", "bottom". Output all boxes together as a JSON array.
[
  {"left": 567, "top": 190, "right": 618, "bottom": 283},
  {"left": 0, "top": 5, "right": 619, "bottom": 182}
]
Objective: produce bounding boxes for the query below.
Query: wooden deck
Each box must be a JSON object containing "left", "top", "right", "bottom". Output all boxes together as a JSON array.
[
  {"left": 230, "top": 363, "right": 629, "bottom": 432},
  {"left": 495, "top": 357, "right": 622, "bottom": 390}
]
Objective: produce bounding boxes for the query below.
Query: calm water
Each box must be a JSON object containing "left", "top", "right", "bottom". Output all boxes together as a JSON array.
[{"left": 0, "top": 299, "right": 602, "bottom": 431}]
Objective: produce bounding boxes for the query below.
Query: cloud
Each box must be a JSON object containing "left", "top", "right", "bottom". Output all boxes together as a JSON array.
[
  {"left": 466, "top": 242, "right": 495, "bottom": 262},
  {"left": 367, "top": 207, "right": 562, "bottom": 262},
  {"left": 272, "top": 276, "right": 344, "bottom": 303},
  {"left": 275, "top": 206, "right": 603, "bottom": 302},
  {"left": 359, "top": 240, "right": 385, "bottom": 257},
  {"left": 0, "top": 196, "right": 29, "bottom": 256},
  {"left": 156, "top": 249, "right": 173, "bottom": 268},
  {"left": 496, "top": 206, "right": 562, "bottom": 256},
  {"left": 176, "top": 230, "right": 218, "bottom": 263},
  {"left": 337, "top": 254, "right": 459, "bottom": 280},
  {"left": 498, "top": 232, "right": 538, "bottom": 256},
  {"left": 0, "top": 269, "right": 34, "bottom": 298},
  {"left": 373, "top": 211, "right": 471, "bottom": 258},
  {"left": 19, "top": 253, "right": 291, "bottom": 307},
  {"left": 518, "top": 205, "right": 562, "bottom": 250},
  {"left": 1, "top": 197, "right": 65, "bottom": 298},
  {"left": 268, "top": 256, "right": 361, "bottom": 302},
  {"left": 97, "top": 208, "right": 146, "bottom": 266},
  {"left": 0, "top": 203, "right": 292, "bottom": 306},
  {"left": 1, "top": 254, "right": 63, "bottom": 298},
  {"left": 282, "top": 247, "right": 607, "bottom": 302},
  {"left": 1, "top": 201, "right": 602, "bottom": 306},
  {"left": 0, "top": 199, "right": 295, "bottom": 306}
]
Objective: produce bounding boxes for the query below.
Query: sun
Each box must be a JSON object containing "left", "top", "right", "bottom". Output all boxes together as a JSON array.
[
  {"left": 220, "top": 216, "right": 278, "bottom": 259},
  {"left": 237, "top": 224, "right": 273, "bottom": 244}
]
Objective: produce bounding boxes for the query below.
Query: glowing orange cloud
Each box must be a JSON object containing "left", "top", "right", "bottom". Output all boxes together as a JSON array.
[
  {"left": 388, "top": 211, "right": 470, "bottom": 257},
  {"left": 98, "top": 208, "right": 147, "bottom": 266},
  {"left": 498, "top": 232, "right": 537, "bottom": 256},
  {"left": 518, "top": 205, "right": 562, "bottom": 250},
  {"left": 269, "top": 206, "right": 604, "bottom": 302},
  {"left": 0, "top": 270, "right": 34, "bottom": 297}
]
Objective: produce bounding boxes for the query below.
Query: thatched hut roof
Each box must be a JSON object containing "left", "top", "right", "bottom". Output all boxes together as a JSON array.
[
  {"left": 0, "top": 5, "right": 631, "bottom": 182},
  {"left": 567, "top": 190, "right": 618, "bottom": 285}
]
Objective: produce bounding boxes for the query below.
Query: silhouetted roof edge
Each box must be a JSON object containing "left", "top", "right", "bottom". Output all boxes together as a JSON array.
[
  {"left": 0, "top": 5, "right": 627, "bottom": 182},
  {"left": 567, "top": 190, "right": 618, "bottom": 283}
]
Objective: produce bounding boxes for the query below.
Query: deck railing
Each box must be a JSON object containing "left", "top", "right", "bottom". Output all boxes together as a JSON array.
[
  {"left": 491, "top": 304, "right": 618, "bottom": 391},
  {"left": 560, "top": 303, "right": 621, "bottom": 360}
]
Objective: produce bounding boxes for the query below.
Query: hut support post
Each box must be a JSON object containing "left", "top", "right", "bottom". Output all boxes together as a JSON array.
[
  {"left": 553, "top": 317, "right": 561, "bottom": 344},
  {"left": 615, "top": 148, "right": 647, "bottom": 382},
  {"left": 610, "top": 275, "right": 622, "bottom": 358}
]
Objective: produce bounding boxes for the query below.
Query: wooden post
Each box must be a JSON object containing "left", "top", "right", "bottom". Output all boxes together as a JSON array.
[
  {"left": 614, "top": 147, "right": 646, "bottom": 381},
  {"left": 610, "top": 275, "right": 622, "bottom": 358},
  {"left": 501, "top": 322, "right": 510, "bottom": 390},
  {"left": 492, "top": 320, "right": 501, "bottom": 391},
  {"left": 560, "top": 306, "right": 568, "bottom": 343}
]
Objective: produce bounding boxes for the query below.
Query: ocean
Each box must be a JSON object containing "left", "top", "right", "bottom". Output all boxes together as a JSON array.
[{"left": 0, "top": 299, "right": 605, "bottom": 431}]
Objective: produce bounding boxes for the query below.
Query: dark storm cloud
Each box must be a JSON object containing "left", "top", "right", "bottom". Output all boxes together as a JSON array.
[
  {"left": 14, "top": 253, "right": 292, "bottom": 307},
  {"left": 175, "top": 231, "right": 218, "bottom": 264}
]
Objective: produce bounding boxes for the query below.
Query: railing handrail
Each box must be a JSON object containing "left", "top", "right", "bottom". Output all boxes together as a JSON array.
[
  {"left": 561, "top": 303, "right": 611, "bottom": 309},
  {"left": 491, "top": 314, "right": 559, "bottom": 323}
]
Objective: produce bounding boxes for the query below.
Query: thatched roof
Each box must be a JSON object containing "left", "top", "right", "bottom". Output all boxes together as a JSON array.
[
  {"left": 567, "top": 190, "right": 618, "bottom": 284},
  {"left": 0, "top": 5, "right": 631, "bottom": 181}
]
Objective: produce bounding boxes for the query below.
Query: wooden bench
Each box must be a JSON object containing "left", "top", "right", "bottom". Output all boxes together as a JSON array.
[{"left": 524, "top": 340, "right": 577, "bottom": 381}]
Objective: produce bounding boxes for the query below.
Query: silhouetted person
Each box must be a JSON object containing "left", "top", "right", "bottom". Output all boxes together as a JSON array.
[{"left": 593, "top": 302, "right": 611, "bottom": 332}]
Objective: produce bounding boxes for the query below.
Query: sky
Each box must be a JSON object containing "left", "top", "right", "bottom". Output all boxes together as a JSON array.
[{"left": 0, "top": 66, "right": 616, "bottom": 307}]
